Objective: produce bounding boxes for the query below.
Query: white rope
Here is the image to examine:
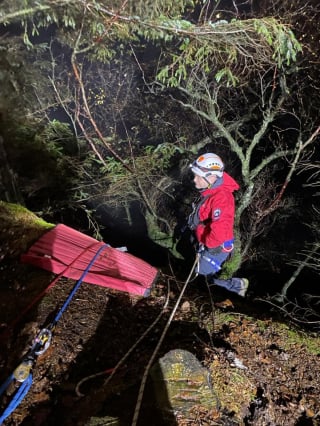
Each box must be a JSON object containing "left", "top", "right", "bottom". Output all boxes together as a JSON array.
[
  {"left": 131, "top": 255, "right": 199, "bottom": 426},
  {"left": 75, "top": 279, "right": 170, "bottom": 397}
]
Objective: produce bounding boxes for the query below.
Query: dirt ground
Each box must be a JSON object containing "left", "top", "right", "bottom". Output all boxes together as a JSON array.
[
  {"left": 0, "top": 257, "right": 320, "bottom": 426},
  {"left": 0, "top": 202, "right": 319, "bottom": 425}
]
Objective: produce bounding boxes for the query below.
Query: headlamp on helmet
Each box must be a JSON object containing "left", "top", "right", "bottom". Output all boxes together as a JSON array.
[{"left": 189, "top": 153, "right": 224, "bottom": 178}]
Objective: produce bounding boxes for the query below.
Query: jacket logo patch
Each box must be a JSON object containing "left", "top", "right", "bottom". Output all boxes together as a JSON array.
[{"left": 213, "top": 209, "right": 221, "bottom": 220}]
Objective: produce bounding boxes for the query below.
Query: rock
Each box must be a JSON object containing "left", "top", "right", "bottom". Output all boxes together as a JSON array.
[{"left": 150, "top": 349, "right": 218, "bottom": 421}]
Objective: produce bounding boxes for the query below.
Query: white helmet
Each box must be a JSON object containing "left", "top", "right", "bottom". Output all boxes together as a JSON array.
[{"left": 190, "top": 153, "right": 224, "bottom": 178}]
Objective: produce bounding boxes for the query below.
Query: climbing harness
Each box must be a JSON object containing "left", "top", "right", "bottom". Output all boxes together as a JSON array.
[
  {"left": 199, "top": 252, "right": 222, "bottom": 274},
  {"left": 0, "top": 243, "right": 108, "bottom": 424}
]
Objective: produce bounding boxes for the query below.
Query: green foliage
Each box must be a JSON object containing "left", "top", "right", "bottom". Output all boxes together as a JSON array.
[
  {"left": 164, "top": 18, "right": 193, "bottom": 30},
  {"left": 100, "top": 156, "right": 129, "bottom": 179},
  {"left": 23, "top": 28, "right": 33, "bottom": 49},
  {"left": 0, "top": 1, "right": 308, "bottom": 274},
  {"left": 145, "top": 210, "right": 174, "bottom": 250},
  {"left": 126, "top": 0, "right": 195, "bottom": 20},
  {"left": 93, "top": 141, "right": 182, "bottom": 194},
  {"left": 215, "top": 68, "right": 239, "bottom": 87},
  {"left": 42, "top": 120, "right": 76, "bottom": 156},
  {"left": 0, "top": 2, "right": 302, "bottom": 83},
  {"left": 156, "top": 65, "right": 170, "bottom": 84},
  {"left": 219, "top": 248, "right": 242, "bottom": 279},
  {"left": 62, "top": 13, "right": 76, "bottom": 29},
  {"left": 272, "top": 323, "right": 320, "bottom": 356},
  {"left": 156, "top": 17, "right": 302, "bottom": 88},
  {"left": 253, "top": 19, "right": 274, "bottom": 45},
  {"left": 253, "top": 19, "right": 302, "bottom": 67},
  {"left": 144, "top": 143, "right": 184, "bottom": 171}
]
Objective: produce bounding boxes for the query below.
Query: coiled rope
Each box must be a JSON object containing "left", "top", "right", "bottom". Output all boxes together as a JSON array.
[{"left": 0, "top": 243, "right": 108, "bottom": 424}]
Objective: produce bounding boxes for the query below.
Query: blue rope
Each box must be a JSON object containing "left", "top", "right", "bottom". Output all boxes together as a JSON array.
[
  {"left": 0, "top": 374, "right": 33, "bottom": 424},
  {"left": 51, "top": 243, "right": 108, "bottom": 326},
  {"left": 0, "top": 243, "right": 108, "bottom": 423}
]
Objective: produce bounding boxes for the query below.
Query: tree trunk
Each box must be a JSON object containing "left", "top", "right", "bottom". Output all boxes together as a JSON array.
[{"left": 0, "top": 135, "right": 24, "bottom": 204}]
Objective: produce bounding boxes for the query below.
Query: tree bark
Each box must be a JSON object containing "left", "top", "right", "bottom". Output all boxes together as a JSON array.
[{"left": 0, "top": 136, "right": 24, "bottom": 205}]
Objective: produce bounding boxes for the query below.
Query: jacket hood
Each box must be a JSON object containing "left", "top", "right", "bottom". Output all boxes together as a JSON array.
[{"left": 201, "top": 172, "right": 239, "bottom": 195}]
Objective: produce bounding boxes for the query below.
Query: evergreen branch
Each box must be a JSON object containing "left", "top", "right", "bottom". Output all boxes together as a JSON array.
[{"left": 0, "top": 5, "right": 51, "bottom": 24}]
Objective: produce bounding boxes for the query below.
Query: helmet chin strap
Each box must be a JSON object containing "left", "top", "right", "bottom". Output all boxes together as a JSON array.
[
  {"left": 195, "top": 173, "right": 217, "bottom": 190},
  {"left": 204, "top": 177, "right": 212, "bottom": 188},
  {"left": 197, "top": 176, "right": 212, "bottom": 190},
  {"left": 205, "top": 173, "right": 219, "bottom": 188}
]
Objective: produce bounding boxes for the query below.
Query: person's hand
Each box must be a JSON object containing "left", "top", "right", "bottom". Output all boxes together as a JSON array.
[{"left": 197, "top": 243, "right": 205, "bottom": 253}]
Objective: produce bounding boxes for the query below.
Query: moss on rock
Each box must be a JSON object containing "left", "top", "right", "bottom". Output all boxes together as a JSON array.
[{"left": 0, "top": 201, "right": 55, "bottom": 260}]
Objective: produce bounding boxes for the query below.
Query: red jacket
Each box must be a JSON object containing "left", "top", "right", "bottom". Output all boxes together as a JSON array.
[{"left": 190, "top": 172, "right": 239, "bottom": 249}]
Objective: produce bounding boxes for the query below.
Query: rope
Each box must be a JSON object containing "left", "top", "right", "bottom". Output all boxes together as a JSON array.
[
  {"left": 0, "top": 241, "right": 103, "bottom": 342},
  {"left": 0, "top": 374, "right": 33, "bottom": 424},
  {"left": 205, "top": 274, "right": 216, "bottom": 347},
  {"left": 51, "top": 243, "right": 108, "bottom": 327},
  {"left": 0, "top": 243, "right": 108, "bottom": 424},
  {"left": 75, "top": 368, "right": 114, "bottom": 397},
  {"left": 75, "top": 278, "right": 170, "bottom": 397},
  {"left": 131, "top": 255, "right": 199, "bottom": 426}
]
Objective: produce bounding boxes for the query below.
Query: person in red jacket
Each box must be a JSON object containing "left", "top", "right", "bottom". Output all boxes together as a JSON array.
[{"left": 188, "top": 153, "right": 249, "bottom": 297}]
